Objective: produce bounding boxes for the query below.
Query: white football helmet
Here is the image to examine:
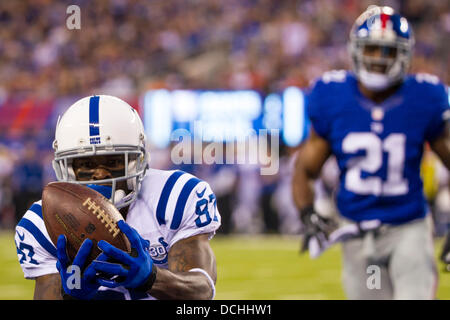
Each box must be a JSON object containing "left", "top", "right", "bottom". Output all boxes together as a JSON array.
[{"left": 52, "top": 95, "right": 149, "bottom": 209}]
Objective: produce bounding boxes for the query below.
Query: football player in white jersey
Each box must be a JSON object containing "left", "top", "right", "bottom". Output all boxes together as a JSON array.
[{"left": 15, "top": 95, "right": 221, "bottom": 300}]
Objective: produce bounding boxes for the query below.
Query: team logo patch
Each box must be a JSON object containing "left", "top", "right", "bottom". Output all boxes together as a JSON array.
[{"left": 149, "top": 237, "right": 169, "bottom": 264}]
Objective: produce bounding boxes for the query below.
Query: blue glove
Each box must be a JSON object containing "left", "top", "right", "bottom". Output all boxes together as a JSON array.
[
  {"left": 91, "top": 221, "right": 155, "bottom": 291},
  {"left": 56, "top": 235, "right": 104, "bottom": 300}
]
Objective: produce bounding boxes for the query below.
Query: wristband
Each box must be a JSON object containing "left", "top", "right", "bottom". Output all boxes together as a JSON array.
[
  {"left": 135, "top": 266, "right": 158, "bottom": 293},
  {"left": 189, "top": 268, "right": 216, "bottom": 300}
]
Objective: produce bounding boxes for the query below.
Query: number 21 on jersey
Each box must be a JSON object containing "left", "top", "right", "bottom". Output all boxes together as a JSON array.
[{"left": 342, "top": 132, "right": 408, "bottom": 196}]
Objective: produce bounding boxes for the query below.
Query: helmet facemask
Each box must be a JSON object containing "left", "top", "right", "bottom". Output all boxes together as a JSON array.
[
  {"left": 52, "top": 144, "right": 148, "bottom": 209},
  {"left": 349, "top": 38, "right": 412, "bottom": 91},
  {"left": 348, "top": 6, "right": 414, "bottom": 91}
]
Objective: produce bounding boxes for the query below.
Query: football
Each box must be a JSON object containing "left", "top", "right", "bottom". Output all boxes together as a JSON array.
[{"left": 42, "top": 181, "right": 131, "bottom": 265}]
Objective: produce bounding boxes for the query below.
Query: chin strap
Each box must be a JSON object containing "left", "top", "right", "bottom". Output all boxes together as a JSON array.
[{"left": 114, "top": 190, "right": 136, "bottom": 209}]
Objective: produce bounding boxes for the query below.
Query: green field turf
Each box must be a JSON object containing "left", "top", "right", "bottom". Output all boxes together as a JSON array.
[{"left": 1, "top": 231, "right": 449, "bottom": 300}]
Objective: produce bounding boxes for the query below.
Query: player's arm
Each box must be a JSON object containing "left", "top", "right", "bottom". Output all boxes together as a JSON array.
[
  {"left": 15, "top": 202, "right": 68, "bottom": 300},
  {"left": 149, "top": 233, "right": 216, "bottom": 300},
  {"left": 430, "top": 122, "right": 450, "bottom": 271},
  {"left": 292, "top": 127, "right": 338, "bottom": 254},
  {"left": 34, "top": 273, "right": 62, "bottom": 300},
  {"left": 292, "top": 127, "right": 332, "bottom": 210},
  {"left": 429, "top": 122, "right": 450, "bottom": 170}
]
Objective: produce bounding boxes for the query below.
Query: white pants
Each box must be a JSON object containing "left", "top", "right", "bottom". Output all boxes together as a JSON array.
[{"left": 341, "top": 216, "right": 438, "bottom": 300}]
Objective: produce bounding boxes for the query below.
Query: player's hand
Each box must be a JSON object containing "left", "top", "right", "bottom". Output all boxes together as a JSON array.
[
  {"left": 441, "top": 233, "right": 450, "bottom": 272},
  {"left": 91, "top": 221, "right": 156, "bottom": 291},
  {"left": 299, "top": 206, "right": 337, "bottom": 257},
  {"left": 56, "top": 235, "right": 102, "bottom": 300}
]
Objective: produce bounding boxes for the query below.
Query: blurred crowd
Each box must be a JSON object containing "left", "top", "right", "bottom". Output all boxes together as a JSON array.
[
  {"left": 0, "top": 0, "right": 448, "bottom": 233},
  {"left": 1, "top": 0, "right": 448, "bottom": 99}
]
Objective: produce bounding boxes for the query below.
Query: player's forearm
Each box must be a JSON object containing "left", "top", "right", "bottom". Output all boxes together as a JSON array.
[
  {"left": 435, "top": 141, "right": 450, "bottom": 171},
  {"left": 149, "top": 267, "right": 214, "bottom": 300},
  {"left": 34, "top": 273, "right": 63, "bottom": 300},
  {"left": 430, "top": 126, "right": 450, "bottom": 170},
  {"left": 292, "top": 130, "right": 330, "bottom": 210},
  {"left": 292, "top": 159, "right": 316, "bottom": 210}
]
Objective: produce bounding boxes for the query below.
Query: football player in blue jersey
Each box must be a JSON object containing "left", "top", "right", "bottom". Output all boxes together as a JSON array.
[
  {"left": 292, "top": 5, "right": 450, "bottom": 299},
  {"left": 15, "top": 95, "right": 221, "bottom": 300}
]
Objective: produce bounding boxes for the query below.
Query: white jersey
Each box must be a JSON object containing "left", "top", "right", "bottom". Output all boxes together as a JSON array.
[{"left": 15, "top": 169, "right": 221, "bottom": 300}]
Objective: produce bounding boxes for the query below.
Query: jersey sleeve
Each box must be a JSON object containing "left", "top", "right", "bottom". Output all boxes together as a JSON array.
[
  {"left": 168, "top": 180, "right": 221, "bottom": 247},
  {"left": 15, "top": 201, "right": 58, "bottom": 279},
  {"left": 425, "top": 82, "right": 450, "bottom": 142},
  {"left": 305, "top": 79, "right": 331, "bottom": 139}
]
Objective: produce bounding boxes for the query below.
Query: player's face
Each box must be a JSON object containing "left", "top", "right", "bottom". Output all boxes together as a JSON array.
[
  {"left": 72, "top": 154, "right": 126, "bottom": 185},
  {"left": 362, "top": 44, "right": 397, "bottom": 74}
]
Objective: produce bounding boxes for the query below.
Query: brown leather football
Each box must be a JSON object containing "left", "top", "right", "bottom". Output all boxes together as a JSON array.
[{"left": 42, "top": 182, "right": 131, "bottom": 265}]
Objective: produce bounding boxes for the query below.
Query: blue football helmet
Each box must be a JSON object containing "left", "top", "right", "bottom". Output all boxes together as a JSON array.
[{"left": 348, "top": 5, "right": 414, "bottom": 91}]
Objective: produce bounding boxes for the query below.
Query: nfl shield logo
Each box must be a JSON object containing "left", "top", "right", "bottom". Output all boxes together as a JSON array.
[{"left": 371, "top": 107, "right": 384, "bottom": 121}]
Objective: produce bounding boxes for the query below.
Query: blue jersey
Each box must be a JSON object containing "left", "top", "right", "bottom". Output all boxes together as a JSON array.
[{"left": 306, "top": 70, "right": 449, "bottom": 224}]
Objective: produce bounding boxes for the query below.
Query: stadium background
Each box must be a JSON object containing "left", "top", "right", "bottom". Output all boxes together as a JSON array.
[{"left": 0, "top": 0, "right": 448, "bottom": 299}]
